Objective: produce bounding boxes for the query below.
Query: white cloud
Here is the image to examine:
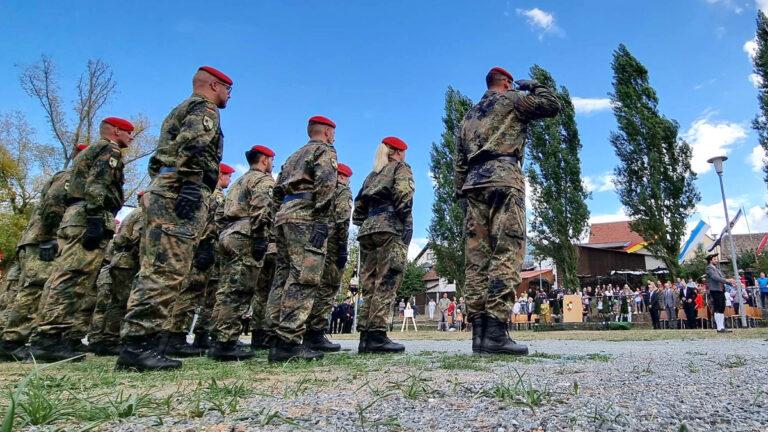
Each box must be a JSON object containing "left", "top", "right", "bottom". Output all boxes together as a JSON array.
[
  {"left": 758, "top": 0, "right": 768, "bottom": 13},
  {"left": 588, "top": 207, "right": 629, "bottom": 225},
  {"left": 408, "top": 237, "right": 429, "bottom": 260},
  {"left": 682, "top": 116, "right": 748, "bottom": 174},
  {"left": 706, "top": 0, "right": 744, "bottom": 13},
  {"left": 571, "top": 97, "right": 612, "bottom": 114},
  {"left": 581, "top": 176, "right": 596, "bottom": 193},
  {"left": 744, "top": 37, "right": 758, "bottom": 61},
  {"left": 749, "top": 73, "right": 763, "bottom": 87},
  {"left": 516, "top": 8, "right": 562, "bottom": 38},
  {"left": 582, "top": 173, "right": 615, "bottom": 193},
  {"left": 749, "top": 145, "right": 767, "bottom": 172}
]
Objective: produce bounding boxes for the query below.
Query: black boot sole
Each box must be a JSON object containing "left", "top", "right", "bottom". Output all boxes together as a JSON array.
[
  {"left": 115, "top": 359, "right": 182, "bottom": 372},
  {"left": 358, "top": 347, "right": 405, "bottom": 354},
  {"left": 306, "top": 344, "right": 341, "bottom": 352}
]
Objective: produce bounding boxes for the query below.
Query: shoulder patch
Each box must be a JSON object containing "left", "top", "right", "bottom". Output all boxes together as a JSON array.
[
  {"left": 64, "top": 181, "right": 70, "bottom": 192},
  {"left": 203, "top": 116, "right": 214, "bottom": 131},
  {"left": 109, "top": 157, "right": 118, "bottom": 168}
]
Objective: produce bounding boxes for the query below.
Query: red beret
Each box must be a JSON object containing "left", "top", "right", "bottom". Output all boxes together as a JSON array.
[
  {"left": 382, "top": 136, "right": 408, "bottom": 151},
  {"left": 219, "top": 163, "right": 236, "bottom": 175},
  {"left": 308, "top": 115, "right": 336, "bottom": 128},
  {"left": 103, "top": 117, "right": 134, "bottom": 132},
  {"left": 337, "top": 163, "right": 353, "bottom": 177},
  {"left": 75, "top": 143, "right": 88, "bottom": 151},
  {"left": 249, "top": 145, "right": 275, "bottom": 157},
  {"left": 489, "top": 66, "right": 514, "bottom": 81},
  {"left": 199, "top": 66, "right": 233, "bottom": 85}
]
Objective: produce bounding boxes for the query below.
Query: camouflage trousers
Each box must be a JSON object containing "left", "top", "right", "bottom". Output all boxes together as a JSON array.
[
  {"left": 265, "top": 223, "right": 326, "bottom": 344},
  {"left": 88, "top": 264, "right": 137, "bottom": 345},
  {"left": 464, "top": 186, "right": 526, "bottom": 323},
  {"left": 165, "top": 261, "right": 218, "bottom": 335},
  {"left": 356, "top": 232, "right": 406, "bottom": 332},
  {"left": 0, "top": 261, "right": 22, "bottom": 332},
  {"left": 307, "top": 233, "right": 343, "bottom": 333},
  {"left": 2, "top": 247, "right": 54, "bottom": 343},
  {"left": 120, "top": 181, "right": 209, "bottom": 339},
  {"left": 32, "top": 226, "right": 108, "bottom": 340},
  {"left": 210, "top": 233, "right": 265, "bottom": 342},
  {"left": 250, "top": 250, "right": 276, "bottom": 333}
]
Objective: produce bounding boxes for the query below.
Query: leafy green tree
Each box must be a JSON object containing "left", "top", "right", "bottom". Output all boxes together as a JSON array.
[
  {"left": 526, "top": 65, "right": 590, "bottom": 291},
  {"left": 397, "top": 260, "right": 427, "bottom": 301},
  {"left": 0, "top": 211, "right": 29, "bottom": 267},
  {"left": 610, "top": 44, "right": 700, "bottom": 278},
  {"left": 679, "top": 245, "right": 710, "bottom": 281},
  {"left": 751, "top": 11, "right": 768, "bottom": 186},
  {"left": 428, "top": 87, "right": 473, "bottom": 294}
]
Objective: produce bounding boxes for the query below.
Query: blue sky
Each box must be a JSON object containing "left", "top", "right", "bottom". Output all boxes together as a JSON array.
[{"left": 1, "top": 0, "right": 767, "bottom": 258}]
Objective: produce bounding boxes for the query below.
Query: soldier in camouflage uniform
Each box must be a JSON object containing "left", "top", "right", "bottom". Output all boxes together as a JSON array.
[
  {"left": 303, "top": 162, "right": 353, "bottom": 352},
  {"left": 353, "top": 137, "right": 413, "bottom": 354},
  {"left": 87, "top": 192, "right": 145, "bottom": 355},
  {"left": 0, "top": 144, "right": 87, "bottom": 360},
  {"left": 455, "top": 66, "right": 559, "bottom": 355},
  {"left": 117, "top": 66, "right": 230, "bottom": 371},
  {"left": 26, "top": 119, "right": 131, "bottom": 362},
  {"left": 164, "top": 163, "right": 234, "bottom": 357},
  {"left": 207, "top": 145, "right": 275, "bottom": 361},
  {"left": 266, "top": 115, "right": 338, "bottom": 363}
]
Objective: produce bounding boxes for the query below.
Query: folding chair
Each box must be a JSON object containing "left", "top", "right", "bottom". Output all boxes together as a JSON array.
[
  {"left": 696, "top": 308, "right": 709, "bottom": 329},
  {"left": 677, "top": 309, "right": 688, "bottom": 329},
  {"left": 659, "top": 311, "right": 668, "bottom": 329},
  {"left": 725, "top": 306, "right": 738, "bottom": 328}
]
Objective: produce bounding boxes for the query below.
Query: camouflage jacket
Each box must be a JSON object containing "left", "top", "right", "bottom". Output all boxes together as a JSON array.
[
  {"left": 352, "top": 161, "right": 414, "bottom": 238},
  {"left": 455, "top": 85, "right": 559, "bottom": 194},
  {"left": 63, "top": 139, "right": 125, "bottom": 231},
  {"left": 200, "top": 186, "right": 226, "bottom": 243},
  {"left": 330, "top": 183, "right": 352, "bottom": 247},
  {"left": 110, "top": 207, "right": 144, "bottom": 270},
  {"left": 148, "top": 94, "right": 224, "bottom": 192},
  {"left": 218, "top": 169, "right": 275, "bottom": 239},
  {"left": 36, "top": 170, "right": 71, "bottom": 242},
  {"left": 273, "top": 139, "right": 338, "bottom": 226}
]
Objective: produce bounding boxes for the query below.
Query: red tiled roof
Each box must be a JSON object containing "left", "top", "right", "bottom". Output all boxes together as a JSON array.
[
  {"left": 588, "top": 221, "right": 645, "bottom": 245},
  {"left": 422, "top": 269, "right": 439, "bottom": 281}
]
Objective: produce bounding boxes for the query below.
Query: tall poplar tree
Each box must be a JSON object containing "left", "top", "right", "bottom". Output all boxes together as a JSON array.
[
  {"left": 751, "top": 11, "right": 768, "bottom": 186},
  {"left": 428, "top": 87, "right": 472, "bottom": 292},
  {"left": 610, "top": 44, "right": 700, "bottom": 277},
  {"left": 525, "top": 65, "right": 590, "bottom": 291}
]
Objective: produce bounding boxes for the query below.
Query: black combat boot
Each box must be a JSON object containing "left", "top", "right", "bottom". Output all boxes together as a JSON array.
[
  {"left": 268, "top": 339, "right": 324, "bottom": 363},
  {"left": 192, "top": 332, "right": 210, "bottom": 350},
  {"left": 207, "top": 340, "right": 257, "bottom": 361},
  {"left": 303, "top": 329, "right": 341, "bottom": 352},
  {"left": 357, "top": 331, "right": 367, "bottom": 354},
  {"left": 471, "top": 313, "right": 486, "bottom": 354},
  {"left": 26, "top": 334, "right": 86, "bottom": 363},
  {"left": 87, "top": 340, "right": 120, "bottom": 356},
  {"left": 480, "top": 315, "right": 528, "bottom": 356},
  {"left": 360, "top": 330, "right": 405, "bottom": 354},
  {"left": 0, "top": 340, "right": 25, "bottom": 361},
  {"left": 115, "top": 336, "right": 182, "bottom": 372},
  {"left": 250, "top": 329, "right": 269, "bottom": 351},
  {"left": 165, "top": 332, "right": 203, "bottom": 357}
]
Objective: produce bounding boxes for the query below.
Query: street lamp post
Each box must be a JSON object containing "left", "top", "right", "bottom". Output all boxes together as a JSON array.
[{"left": 707, "top": 156, "right": 748, "bottom": 328}]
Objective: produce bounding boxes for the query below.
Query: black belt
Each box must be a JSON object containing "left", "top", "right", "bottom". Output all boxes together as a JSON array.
[
  {"left": 66, "top": 198, "right": 84, "bottom": 206},
  {"left": 283, "top": 192, "right": 314, "bottom": 203},
  {"left": 368, "top": 205, "right": 395, "bottom": 217},
  {"left": 159, "top": 166, "right": 177, "bottom": 174},
  {"left": 471, "top": 154, "right": 521, "bottom": 166}
]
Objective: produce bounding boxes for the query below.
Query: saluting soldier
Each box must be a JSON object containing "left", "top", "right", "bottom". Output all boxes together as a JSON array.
[
  {"left": 164, "top": 162, "right": 234, "bottom": 357},
  {"left": 0, "top": 143, "right": 88, "bottom": 360},
  {"left": 266, "top": 115, "right": 338, "bottom": 363},
  {"left": 118, "top": 66, "right": 230, "bottom": 371},
  {"left": 455, "top": 66, "right": 559, "bottom": 355},
  {"left": 353, "top": 137, "right": 413, "bottom": 354},
  {"left": 207, "top": 145, "right": 275, "bottom": 361},
  {"left": 304, "top": 162, "right": 353, "bottom": 352},
  {"left": 27, "top": 118, "right": 131, "bottom": 362}
]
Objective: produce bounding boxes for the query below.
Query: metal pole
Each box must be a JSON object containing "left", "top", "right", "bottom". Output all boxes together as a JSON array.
[{"left": 716, "top": 171, "right": 748, "bottom": 327}]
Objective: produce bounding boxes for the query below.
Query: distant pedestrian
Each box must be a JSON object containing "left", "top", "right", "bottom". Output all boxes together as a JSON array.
[{"left": 428, "top": 298, "right": 436, "bottom": 320}]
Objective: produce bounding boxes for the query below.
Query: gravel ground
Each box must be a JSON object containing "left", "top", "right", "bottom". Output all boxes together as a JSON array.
[{"left": 78, "top": 336, "right": 768, "bottom": 432}]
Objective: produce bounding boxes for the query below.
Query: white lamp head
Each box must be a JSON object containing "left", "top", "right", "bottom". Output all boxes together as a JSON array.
[{"left": 707, "top": 155, "right": 728, "bottom": 174}]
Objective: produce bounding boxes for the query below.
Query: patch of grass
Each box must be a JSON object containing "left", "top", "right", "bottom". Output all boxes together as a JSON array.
[
  {"left": 529, "top": 351, "right": 562, "bottom": 360},
  {"left": 257, "top": 406, "right": 308, "bottom": 429},
  {"left": 283, "top": 373, "right": 325, "bottom": 399},
  {"left": 481, "top": 369, "right": 562, "bottom": 412},
  {"left": 197, "top": 378, "right": 250, "bottom": 415},
  {"left": 686, "top": 361, "right": 700, "bottom": 373},
  {"left": 355, "top": 392, "right": 397, "bottom": 430},
  {"left": 631, "top": 362, "right": 655, "bottom": 376},
  {"left": 584, "top": 353, "right": 612, "bottom": 362},
  {"left": 717, "top": 354, "right": 747, "bottom": 369},
  {"left": 437, "top": 355, "right": 488, "bottom": 371},
  {"left": 387, "top": 371, "right": 435, "bottom": 400},
  {"left": 16, "top": 375, "right": 76, "bottom": 426},
  {"left": 586, "top": 402, "right": 627, "bottom": 430}
]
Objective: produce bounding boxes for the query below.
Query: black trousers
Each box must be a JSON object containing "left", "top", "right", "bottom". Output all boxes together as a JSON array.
[
  {"left": 683, "top": 303, "right": 697, "bottom": 328},
  {"left": 650, "top": 308, "right": 661, "bottom": 329},
  {"left": 711, "top": 291, "right": 725, "bottom": 314}
]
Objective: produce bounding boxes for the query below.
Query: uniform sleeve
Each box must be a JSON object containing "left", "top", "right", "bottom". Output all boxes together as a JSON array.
[
  {"left": 249, "top": 176, "right": 275, "bottom": 239},
  {"left": 312, "top": 146, "right": 338, "bottom": 224},
  {"left": 84, "top": 145, "right": 122, "bottom": 215},
  {"left": 333, "top": 186, "right": 352, "bottom": 249},
  {"left": 113, "top": 210, "right": 141, "bottom": 252},
  {"left": 35, "top": 175, "right": 58, "bottom": 241},
  {"left": 512, "top": 85, "right": 560, "bottom": 121},
  {"left": 454, "top": 125, "right": 469, "bottom": 197},
  {"left": 174, "top": 100, "right": 220, "bottom": 184},
  {"left": 271, "top": 170, "right": 285, "bottom": 213},
  {"left": 352, "top": 181, "right": 368, "bottom": 227},
  {"left": 393, "top": 163, "right": 415, "bottom": 233}
]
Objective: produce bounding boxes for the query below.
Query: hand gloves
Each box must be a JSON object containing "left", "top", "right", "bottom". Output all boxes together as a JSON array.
[
  {"left": 82, "top": 216, "right": 105, "bottom": 251},
  {"left": 336, "top": 244, "right": 348, "bottom": 269},
  {"left": 402, "top": 227, "right": 413, "bottom": 246},
  {"left": 515, "top": 79, "right": 538, "bottom": 92},
  {"left": 38, "top": 240, "right": 58, "bottom": 262},
  {"left": 175, "top": 181, "right": 203, "bottom": 220},
  {"left": 309, "top": 222, "right": 328, "bottom": 249},
  {"left": 193, "top": 238, "right": 215, "bottom": 271},
  {"left": 252, "top": 238, "right": 268, "bottom": 262}
]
